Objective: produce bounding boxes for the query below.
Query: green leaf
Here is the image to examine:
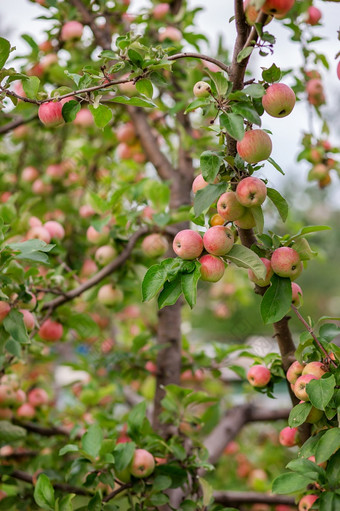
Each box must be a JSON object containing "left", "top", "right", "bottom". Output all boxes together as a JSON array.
[
  {"left": 128, "top": 401, "right": 146, "bottom": 434},
  {"left": 89, "top": 104, "right": 111, "bottom": 129},
  {"left": 261, "top": 274, "right": 291, "bottom": 325},
  {"left": 243, "top": 83, "right": 266, "bottom": 98},
  {"left": 286, "top": 458, "right": 323, "bottom": 479},
  {"left": 184, "top": 98, "right": 211, "bottom": 114},
  {"left": 135, "top": 78, "right": 153, "bottom": 98},
  {"left": 237, "top": 46, "right": 253, "bottom": 63},
  {"left": 142, "top": 264, "right": 166, "bottom": 302},
  {"left": 200, "top": 151, "right": 222, "bottom": 183},
  {"left": 226, "top": 244, "right": 266, "bottom": 280},
  {"left": 149, "top": 493, "right": 169, "bottom": 506},
  {"left": 181, "top": 265, "right": 201, "bottom": 308},
  {"left": 292, "top": 237, "right": 316, "bottom": 261},
  {"left": 158, "top": 276, "right": 182, "bottom": 309},
  {"left": 65, "top": 313, "right": 99, "bottom": 339},
  {"left": 289, "top": 225, "right": 331, "bottom": 242},
  {"left": 8, "top": 239, "right": 55, "bottom": 265},
  {"left": 193, "top": 182, "right": 227, "bottom": 217},
  {"left": 22, "top": 76, "right": 40, "bottom": 99},
  {"left": 58, "top": 494, "right": 75, "bottom": 511},
  {"left": 59, "top": 444, "right": 79, "bottom": 456},
  {"left": 207, "top": 71, "right": 231, "bottom": 96},
  {"left": 318, "top": 492, "right": 340, "bottom": 511},
  {"left": 319, "top": 323, "right": 340, "bottom": 342},
  {"left": 110, "top": 95, "right": 156, "bottom": 108},
  {"left": 3, "top": 309, "right": 29, "bottom": 344},
  {"left": 113, "top": 442, "right": 135, "bottom": 471},
  {"left": 315, "top": 428, "right": 340, "bottom": 464},
  {"left": 152, "top": 475, "right": 172, "bottom": 492},
  {"left": 0, "top": 37, "right": 10, "bottom": 69},
  {"left": 88, "top": 492, "right": 102, "bottom": 511},
  {"left": 199, "top": 478, "right": 213, "bottom": 506},
  {"left": 252, "top": 205, "right": 264, "bottom": 234},
  {"left": 267, "top": 157, "right": 285, "bottom": 175},
  {"left": 272, "top": 472, "right": 315, "bottom": 494},
  {"left": 34, "top": 474, "right": 55, "bottom": 511},
  {"left": 326, "top": 450, "right": 340, "bottom": 489},
  {"left": 128, "top": 49, "right": 144, "bottom": 68},
  {"left": 307, "top": 375, "right": 335, "bottom": 410},
  {"left": 82, "top": 424, "right": 103, "bottom": 459},
  {"left": 288, "top": 402, "right": 312, "bottom": 428},
  {"left": 267, "top": 187, "right": 288, "bottom": 222},
  {"left": 0, "top": 421, "right": 26, "bottom": 442},
  {"left": 262, "top": 64, "right": 282, "bottom": 83},
  {"left": 62, "top": 100, "right": 80, "bottom": 122},
  {"left": 232, "top": 101, "right": 262, "bottom": 126},
  {"left": 220, "top": 113, "right": 245, "bottom": 141}
]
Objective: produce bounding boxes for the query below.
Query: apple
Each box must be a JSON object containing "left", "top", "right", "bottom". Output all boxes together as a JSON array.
[
  {"left": 29, "top": 216, "right": 42, "bottom": 228},
  {"left": 209, "top": 214, "right": 225, "bottom": 226},
  {"left": 38, "top": 101, "right": 64, "bottom": 127},
  {"left": 38, "top": 318, "right": 63, "bottom": 342},
  {"left": 236, "top": 176, "right": 267, "bottom": 207},
  {"left": 305, "top": 6, "right": 322, "bottom": 25},
  {"left": 39, "top": 40, "right": 53, "bottom": 52},
  {"left": 236, "top": 130, "right": 272, "bottom": 163},
  {"left": 130, "top": 449, "right": 155, "bottom": 478},
  {"left": 119, "top": 74, "right": 137, "bottom": 95},
  {"left": 234, "top": 209, "right": 256, "bottom": 229},
  {"left": 86, "top": 225, "right": 110, "bottom": 244},
  {"left": 298, "top": 495, "right": 318, "bottom": 511},
  {"left": 40, "top": 53, "right": 58, "bottom": 71},
  {"left": 98, "top": 284, "right": 123, "bottom": 306},
  {"left": 80, "top": 205, "right": 95, "bottom": 218},
  {"left": 153, "top": 3, "right": 170, "bottom": 19},
  {"left": 302, "top": 361, "right": 327, "bottom": 379},
  {"left": 286, "top": 360, "right": 304, "bottom": 384},
  {"left": 117, "top": 142, "right": 133, "bottom": 160},
  {"left": 217, "top": 191, "right": 246, "bottom": 221},
  {"left": 32, "top": 179, "right": 52, "bottom": 194},
  {"left": 203, "top": 226, "right": 234, "bottom": 256},
  {"left": 173, "top": 229, "right": 203, "bottom": 260},
  {"left": 293, "top": 374, "right": 317, "bottom": 401},
  {"left": 46, "top": 164, "right": 65, "bottom": 180},
  {"left": 291, "top": 282, "right": 303, "bottom": 307},
  {"left": 81, "top": 259, "right": 98, "bottom": 277},
  {"left": 193, "top": 81, "right": 211, "bottom": 98},
  {"left": 262, "top": 83, "right": 296, "bottom": 118},
  {"left": 308, "top": 455, "right": 326, "bottom": 468},
  {"left": 306, "top": 78, "right": 324, "bottom": 97},
  {"left": 158, "top": 27, "right": 182, "bottom": 42},
  {"left": 18, "top": 292, "right": 36, "bottom": 311},
  {"left": 305, "top": 406, "right": 323, "bottom": 424},
  {"left": 248, "top": 257, "right": 273, "bottom": 287},
  {"left": 261, "top": 0, "right": 295, "bottom": 16},
  {"left": 20, "top": 310, "right": 35, "bottom": 332},
  {"left": 199, "top": 254, "right": 225, "bottom": 282},
  {"left": 319, "top": 174, "right": 331, "bottom": 189},
  {"left": 22, "top": 166, "right": 39, "bottom": 182},
  {"left": 192, "top": 174, "right": 209, "bottom": 194},
  {"left": 308, "top": 164, "right": 328, "bottom": 181},
  {"left": 0, "top": 301, "right": 11, "bottom": 324},
  {"left": 116, "top": 123, "right": 136, "bottom": 144},
  {"left": 44, "top": 221, "right": 65, "bottom": 240},
  {"left": 61, "top": 21, "right": 83, "bottom": 41},
  {"left": 142, "top": 234, "right": 169, "bottom": 257},
  {"left": 247, "top": 365, "right": 271, "bottom": 387},
  {"left": 279, "top": 426, "right": 299, "bottom": 447},
  {"left": 26, "top": 226, "right": 51, "bottom": 244},
  {"left": 95, "top": 245, "right": 117, "bottom": 266},
  {"left": 244, "top": 0, "right": 272, "bottom": 25},
  {"left": 74, "top": 108, "right": 93, "bottom": 127},
  {"left": 0, "top": 385, "right": 16, "bottom": 405},
  {"left": 15, "top": 389, "right": 27, "bottom": 405},
  {"left": 28, "top": 388, "right": 49, "bottom": 407},
  {"left": 17, "top": 403, "right": 36, "bottom": 419},
  {"left": 270, "top": 247, "right": 302, "bottom": 280}
]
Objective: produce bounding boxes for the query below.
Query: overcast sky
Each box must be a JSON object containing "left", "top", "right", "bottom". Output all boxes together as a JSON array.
[{"left": 1, "top": 0, "right": 339, "bottom": 194}]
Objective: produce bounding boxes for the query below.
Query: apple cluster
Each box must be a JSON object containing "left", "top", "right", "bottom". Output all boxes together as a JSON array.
[
  {"left": 287, "top": 360, "right": 327, "bottom": 404},
  {"left": 0, "top": 374, "right": 49, "bottom": 421},
  {"left": 305, "top": 70, "right": 325, "bottom": 108},
  {"left": 244, "top": 0, "right": 295, "bottom": 21},
  {"left": 116, "top": 122, "right": 146, "bottom": 164},
  {"left": 304, "top": 138, "right": 337, "bottom": 189}
]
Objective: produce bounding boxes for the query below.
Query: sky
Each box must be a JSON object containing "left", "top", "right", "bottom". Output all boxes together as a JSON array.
[{"left": 0, "top": 0, "right": 339, "bottom": 194}]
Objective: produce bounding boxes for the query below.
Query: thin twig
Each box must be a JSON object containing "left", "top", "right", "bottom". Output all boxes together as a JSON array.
[
  {"left": 168, "top": 52, "right": 230, "bottom": 74},
  {"left": 102, "top": 483, "right": 132, "bottom": 502},
  {"left": 9, "top": 470, "right": 93, "bottom": 496}
]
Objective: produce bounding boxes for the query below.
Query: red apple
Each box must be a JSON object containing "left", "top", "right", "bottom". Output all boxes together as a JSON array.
[
  {"left": 270, "top": 247, "right": 302, "bottom": 280},
  {"left": 28, "top": 388, "right": 49, "bottom": 407},
  {"left": 291, "top": 282, "right": 303, "bottom": 307},
  {"left": 17, "top": 403, "right": 36, "bottom": 419},
  {"left": 80, "top": 205, "right": 95, "bottom": 218},
  {"left": 217, "top": 191, "right": 246, "bottom": 221},
  {"left": 153, "top": 3, "right": 170, "bottom": 19},
  {"left": 192, "top": 174, "right": 209, "bottom": 194},
  {"left": 236, "top": 176, "right": 267, "bottom": 207},
  {"left": 173, "top": 230, "right": 203, "bottom": 260},
  {"left": 262, "top": 83, "right": 296, "bottom": 118},
  {"left": 199, "top": 254, "right": 225, "bottom": 282},
  {"left": 130, "top": 449, "right": 155, "bottom": 478},
  {"left": 38, "top": 318, "right": 63, "bottom": 342},
  {"left": 203, "top": 226, "right": 234, "bottom": 256},
  {"left": 95, "top": 245, "right": 117, "bottom": 266},
  {"left": 298, "top": 495, "right": 318, "bottom": 511},
  {"left": 26, "top": 226, "right": 51, "bottom": 244},
  {"left": 0, "top": 301, "right": 11, "bottom": 324},
  {"left": 261, "top": 0, "right": 295, "bottom": 16},
  {"left": 247, "top": 365, "right": 271, "bottom": 387},
  {"left": 44, "top": 221, "right": 65, "bottom": 240},
  {"left": 158, "top": 27, "right": 182, "bottom": 42},
  {"left": 61, "top": 21, "right": 83, "bottom": 41},
  {"left": 74, "top": 108, "right": 93, "bottom": 127},
  {"left": 20, "top": 310, "right": 35, "bottom": 332},
  {"left": 302, "top": 361, "right": 327, "bottom": 379},
  {"left": 305, "top": 6, "right": 322, "bottom": 25},
  {"left": 236, "top": 130, "right": 272, "bottom": 163},
  {"left": 142, "top": 234, "right": 168, "bottom": 258},
  {"left": 86, "top": 225, "right": 110, "bottom": 244},
  {"left": 98, "top": 284, "right": 123, "bottom": 306},
  {"left": 22, "top": 166, "right": 39, "bottom": 182},
  {"left": 38, "top": 101, "right": 64, "bottom": 127},
  {"left": 46, "top": 164, "right": 65, "bottom": 180},
  {"left": 279, "top": 426, "right": 299, "bottom": 447},
  {"left": 248, "top": 257, "right": 273, "bottom": 287},
  {"left": 293, "top": 374, "right": 317, "bottom": 401},
  {"left": 116, "top": 123, "right": 136, "bottom": 144},
  {"left": 308, "top": 455, "right": 326, "bottom": 468},
  {"left": 286, "top": 360, "right": 304, "bottom": 384}
]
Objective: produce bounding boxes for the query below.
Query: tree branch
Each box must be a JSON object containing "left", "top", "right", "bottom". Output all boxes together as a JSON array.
[
  {"left": 102, "top": 483, "right": 132, "bottom": 502},
  {"left": 68, "top": 0, "right": 112, "bottom": 50},
  {"left": 214, "top": 490, "right": 295, "bottom": 506},
  {"left": 8, "top": 470, "right": 92, "bottom": 497},
  {"left": 13, "top": 419, "right": 81, "bottom": 438},
  {"left": 0, "top": 115, "right": 37, "bottom": 136},
  {"left": 168, "top": 53, "right": 230, "bottom": 74}
]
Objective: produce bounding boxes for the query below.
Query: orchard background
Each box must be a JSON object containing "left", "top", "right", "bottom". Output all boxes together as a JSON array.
[{"left": 0, "top": 0, "right": 339, "bottom": 510}]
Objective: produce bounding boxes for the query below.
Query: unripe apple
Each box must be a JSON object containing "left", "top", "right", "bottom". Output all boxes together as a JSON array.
[
  {"left": 199, "top": 254, "right": 225, "bottom": 282},
  {"left": 261, "top": 0, "right": 295, "bottom": 16},
  {"left": 236, "top": 177, "right": 267, "bottom": 207},
  {"left": 17, "top": 403, "right": 36, "bottom": 419},
  {"left": 86, "top": 225, "right": 110, "bottom": 244},
  {"left": 18, "top": 292, "right": 37, "bottom": 311},
  {"left": 74, "top": 108, "right": 93, "bottom": 127},
  {"left": 22, "top": 166, "right": 39, "bottom": 182},
  {"left": 203, "top": 226, "right": 234, "bottom": 256},
  {"left": 270, "top": 247, "right": 302, "bottom": 280},
  {"left": 20, "top": 310, "right": 35, "bottom": 332},
  {"left": 116, "top": 122, "right": 136, "bottom": 144},
  {"left": 209, "top": 214, "right": 225, "bottom": 226},
  {"left": 305, "top": 406, "right": 323, "bottom": 424},
  {"left": 130, "top": 449, "right": 155, "bottom": 478},
  {"left": 26, "top": 226, "right": 51, "bottom": 244},
  {"left": 319, "top": 174, "right": 331, "bottom": 189},
  {"left": 0, "top": 302, "right": 11, "bottom": 324},
  {"left": 262, "top": 83, "right": 296, "bottom": 118},
  {"left": 248, "top": 257, "right": 273, "bottom": 287},
  {"left": 234, "top": 209, "right": 256, "bottom": 229},
  {"left": 247, "top": 365, "right": 271, "bottom": 387},
  {"left": 305, "top": 6, "right": 322, "bottom": 25},
  {"left": 173, "top": 230, "right": 203, "bottom": 260},
  {"left": 44, "top": 221, "right": 65, "bottom": 240},
  {"left": 298, "top": 495, "right": 318, "bottom": 511},
  {"left": 286, "top": 360, "right": 304, "bottom": 384},
  {"left": 38, "top": 101, "right": 64, "bottom": 127},
  {"left": 61, "top": 21, "right": 83, "bottom": 41},
  {"left": 28, "top": 388, "right": 49, "bottom": 407},
  {"left": 192, "top": 174, "right": 209, "bottom": 194},
  {"left": 308, "top": 164, "right": 328, "bottom": 181},
  {"left": 236, "top": 130, "right": 272, "bottom": 163},
  {"left": 158, "top": 27, "right": 182, "bottom": 42},
  {"left": 193, "top": 81, "right": 211, "bottom": 98},
  {"left": 153, "top": 3, "right": 170, "bottom": 19},
  {"left": 95, "top": 245, "right": 117, "bottom": 266},
  {"left": 293, "top": 374, "right": 317, "bottom": 401},
  {"left": 302, "top": 361, "right": 327, "bottom": 379},
  {"left": 142, "top": 234, "right": 169, "bottom": 258},
  {"left": 38, "top": 318, "right": 63, "bottom": 342},
  {"left": 217, "top": 191, "right": 246, "bottom": 221},
  {"left": 279, "top": 426, "right": 299, "bottom": 447},
  {"left": 291, "top": 282, "right": 303, "bottom": 307},
  {"left": 98, "top": 284, "right": 123, "bottom": 306}
]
